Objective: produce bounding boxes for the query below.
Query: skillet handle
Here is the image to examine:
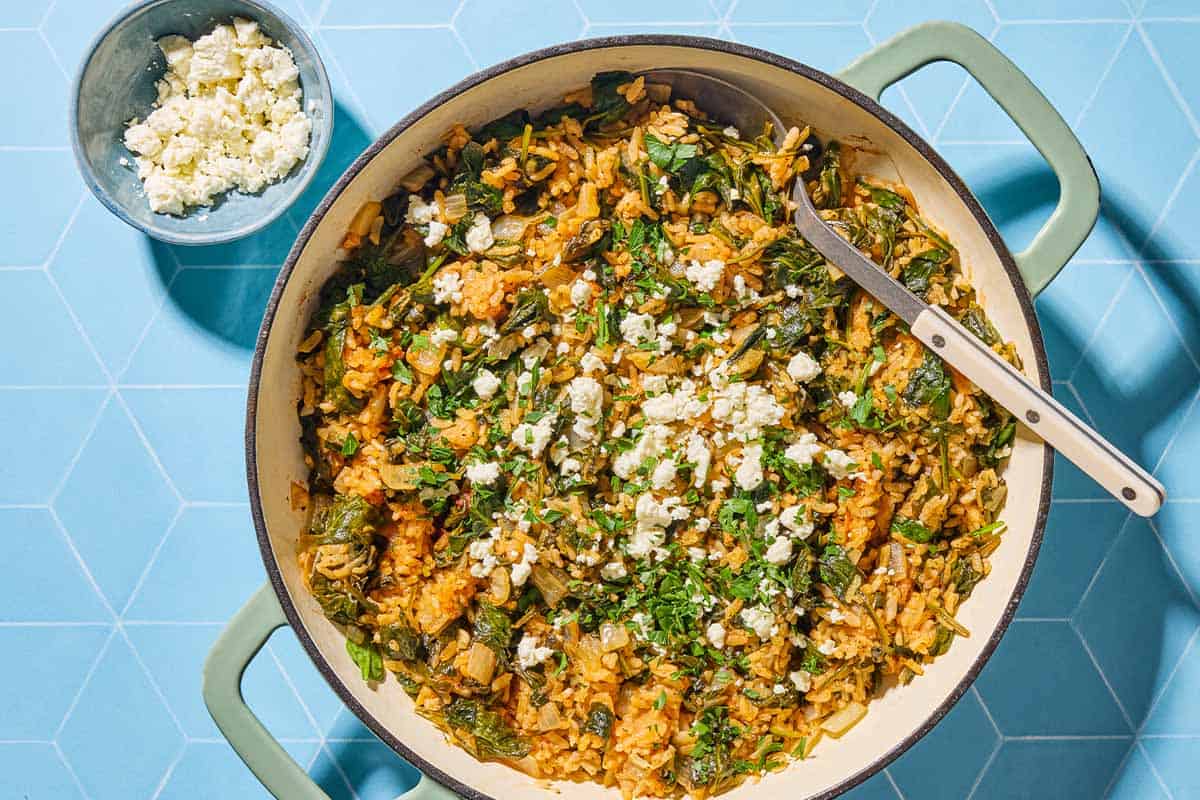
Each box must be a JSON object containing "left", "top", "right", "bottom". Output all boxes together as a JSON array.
[
  {"left": 203, "top": 583, "right": 457, "bottom": 800},
  {"left": 837, "top": 21, "right": 1100, "bottom": 297}
]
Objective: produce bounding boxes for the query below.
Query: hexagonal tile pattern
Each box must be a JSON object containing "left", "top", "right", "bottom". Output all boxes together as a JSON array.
[
  {"left": 0, "top": 151, "right": 80, "bottom": 266},
  {"left": 58, "top": 635, "right": 185, "bottom": 800},
  {"left": 1076, "top": 31, "right": 1198, "bottom": 239},
  {"left": 458, "top": 0, "right": 583, "bottom": 66},
  {"left": 0, "top": 508, "right": 109, "bottom": 622},
  {"left": 888, "top": 690, "right": 999, "bottom": 800},
  {"left": 975, "top": 620, "right": 1129, "bottom": 736},
  {"left": 54, "top": 399, "right": 180, "bottom": 611},
  {"left": 0, "top": 270, "right": 105, "bottom": 385},
  {"left": 49, "top": 196, "right": 172, "bottom": 375},
  {"left": 8, "top": 2, "right": 1200, "bottom": 798},
  {"left": 0, "top": 626, "right": 110, "bottom": 739},
  {"left": 0, "top": 742, "right": 86, "bottom": 800},
  {"left": 126, "top": 506, "right": 269, "bottom": 621},
  {"left": 0, "top": 31, "right": 69, "bottom": 147},
  {"left": 0, "top": 388, "right": 106, "bottom": 504},
  {"left": 1075, "top": 518, "right": 1200, "bottom": 727},
  {"left": 122, "top": 267, "right": 277, "bottom": 386},
  {"left": 121, "top": 388, "right": 248, "bottom": 503},
  {"left": 1016, "top": 500, "right": 1127, "bottom": 618},
  {"left": 973, "top": 739, "right": 1132, "bottom": 799}
]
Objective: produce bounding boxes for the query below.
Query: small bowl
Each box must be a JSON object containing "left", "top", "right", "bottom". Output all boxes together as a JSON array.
[{"left": 70, "top": 0, "right": 333, "bottom": 245}]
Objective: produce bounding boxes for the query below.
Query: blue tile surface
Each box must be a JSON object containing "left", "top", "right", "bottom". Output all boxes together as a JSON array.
[{"left": 5, "top": 1, "right": 1199, "bottom": 798}]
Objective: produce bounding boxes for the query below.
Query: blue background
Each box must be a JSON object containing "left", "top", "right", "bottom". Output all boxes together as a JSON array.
[{"left": 3, "top": 0, "right": 1199, "bottom": 798}]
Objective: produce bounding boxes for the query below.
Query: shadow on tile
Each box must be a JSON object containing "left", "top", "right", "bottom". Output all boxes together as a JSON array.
[
  {"left": 966, "top": 161, "right": 1200, "bottom": 794},
  {"left": 143, "top": 100, "right": 372, "bottom": 352}
]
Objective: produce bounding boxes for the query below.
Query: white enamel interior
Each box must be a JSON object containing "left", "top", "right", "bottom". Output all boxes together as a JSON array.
[{"left": 251, "top": 43, "right": 1047, "bottom": 800}]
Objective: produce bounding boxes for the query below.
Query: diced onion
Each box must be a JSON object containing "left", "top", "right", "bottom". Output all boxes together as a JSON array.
[
  {"left": 889, "top": 542, "right": 907, "bottom": 579},
  {"left": 443, "top": 193, "right": 468, "bottom": 222},
  {"left": 465, "top": 641, "right": 497, "bottom": 684},
  {"left": 491, "top": 214, "right": 534, "bottom": 241},
  {"left": 490, "top": 567, "right": 511, "bottom": 605},
  {"left": 821, "top": 701, "right": 867, "bottom": 737},
  {"left": 599, "top": 622, "right": 629, "bottom": 652},
  {"left": 537, "top": 702, "right": 562, "bottom": 731},
  {"left": 349, "top": 201, "right": 381, "bottom": 237},
  {"left": 400, "top": 164, "right": 435, "bottom": 192},
  {"left": 530, "top": 565, "right": 570, "bottom": 608}
]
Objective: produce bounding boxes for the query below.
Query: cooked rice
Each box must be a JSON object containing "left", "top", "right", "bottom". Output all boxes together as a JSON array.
[{"left": 294, "top": 71, "right": 1016, "bottom": 798}]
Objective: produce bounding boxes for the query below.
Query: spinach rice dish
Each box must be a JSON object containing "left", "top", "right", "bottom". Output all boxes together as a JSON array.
[{"left": 295, "top": 72, "right": 1018, "bottom": 798}]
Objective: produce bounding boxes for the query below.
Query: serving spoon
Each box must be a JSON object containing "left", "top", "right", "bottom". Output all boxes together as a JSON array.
[{"left": 641, "top": 69, "right": 1164, "bottom": 517}]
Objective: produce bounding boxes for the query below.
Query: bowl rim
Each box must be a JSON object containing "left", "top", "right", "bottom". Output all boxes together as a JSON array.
[
  {"left": 68, "top": 0, "right": 333, "bottom": 246},
  {"left": 246, "top": 33, "right": 1053, "bottom": 800}
]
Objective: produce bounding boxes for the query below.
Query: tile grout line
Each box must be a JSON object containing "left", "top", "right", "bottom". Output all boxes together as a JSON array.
[
  {"left": 1068, "top": 618, "right": 1138, "bottom": 733},
  {"left": 1146, "top": 384, "right": 1200, "bottom": 479},
  {"left": 1065, "top": 265, "right": 1138, "bottom": 384},
  {"left": 1138, "top": 147, "right": 1200, "bottom": 268},
  {"left": 111, "top": 390, "right": 186, "bottom": 504},
  {"left": 118, "top": 504, "right": 185, "bottom": 619},
  {"left": 53, "top": 739, "right": 93, "bottom": 800},
  {"left": 1071, "top": 22, "right": 1136, "bottom": 130},
  {"left": 1136, "top": 21, "right": 1200, "bottom": 138},
  {"left": 52, "top": 626, "right": 118, "bottom": 741},
  {"left": 1136, "top": 739, "right": 1176, "bottom": 800},
  {"left": 1134, "top": 625, "right": 1200, "bottom": 740}
]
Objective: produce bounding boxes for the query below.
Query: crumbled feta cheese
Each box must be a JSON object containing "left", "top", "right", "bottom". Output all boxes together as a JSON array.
[
  {"left": 789, "top": 670, "right": 812, "bottom": 692},
  {"left": 612, "top": 424, "right": 672, "bottom": 480},
  {"left": 685, "top": 259, "right": 725, "bottom": 292},
  {"left": 642, "top": 374, "right": 670, "bottom": 395},
  {"left": 765, "top": 536, "right": 793, "bottom": 565},
  {"left": 685, "top": 433, "right": 711, "bottom": 488},
  {"left": 711, "top": 381, "right": 785, "bottom": 441},
  {"left": 472, "top": 368, "right": 500, "bottom": 400},
  {"left": 723, "top": 126, "right": 740, "bottom": 138},
  {"left": 465, "top": 213, "right": 494, "bottom": 253},
  {"left": 828, "top": 608, "right": 845, "bottom": 624},
  {"left": 556, "top": 341, "right": 570, "bottom": 355},
  {"left": 567, "top": 376, "right": 604, "bottom": 441},
  {"left": 423, "top": 220, "right": 448, "bottom": 247},
  {"left": 694, "top": 517, "right": 712, "bottom": 533},
  {"left": 640, "top": 379, "right": 707, "bottom": 424},
  {"left": 510, "top": 542, "right": 539, "bottom": 587},
  {"left": 580, "top": 351, "right": 606, "bottom": 374},
  {"left": 787, "top": 351, "right": 821, "bottom": 383},
  {"left": 570, "top": 279, "right": 592, "bottom": 308},
  {"left": 838, "top": 390, "right": 858, "bottom": 409},
  {"left": 122, "top": 19, "right": 313, "bottom": 215},
  {"left": 511, "top": 412, "right": 558, "bottom": 457},
  {"left": 706, "top": 622, "right": 727, "bottom": 649},
  {"left": 740, "top": 606, "right": 776, "bottom": 640},
  {"left": 465, "top": 461, "right": 500, "bottom": 485},
  {"left": 780, "top": 506, "right": 814, "bottom": 538},
  {"left": 734, "top": 443, "right": 765, "bottom": 491},
  {"left": 619, "top": 312, "right": 656, "bottom": 346},
  {"left": 516, "top": 634, "right": 554, "bottom": 668},
  {"left": 432, "top": 270, "right": 463, "bottom": 304},
  {"left": 651, "top": 459, "right": 678, "bottom": 489},
  {"left": 467, "top": 533, "right": 498, "bottom": 578},
  {"left": 600, "top": 561, "right": 627, "bottom": 580},
  {"left": 784, "top": 432, "right": 822, "bottom": 466},
  {"left": 824, "top": 449, "right": 857, "bottom": 479},
  {"left": 817, "top": 639, "right": 837, "bottom": 656},
  {"left": 430, "top": 327, "right": 457, "bottom": 347}
]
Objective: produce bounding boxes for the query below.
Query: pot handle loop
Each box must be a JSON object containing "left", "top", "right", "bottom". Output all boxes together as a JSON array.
[
  {"left": 837, "top": 21, "right": 1099, "bottom": 297},
  {"left": 204, "top": 584, "right": 458, "bottom": 800}
]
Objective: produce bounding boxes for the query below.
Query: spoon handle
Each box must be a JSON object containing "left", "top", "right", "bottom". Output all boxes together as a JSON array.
[{"left": 911, "top": 305, "right": 1165, "bottom": 516}]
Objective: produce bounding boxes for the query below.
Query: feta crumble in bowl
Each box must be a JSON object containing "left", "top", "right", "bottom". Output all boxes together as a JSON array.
[{"left": 70, "top": 0, "right": 332, "bottom": 244}]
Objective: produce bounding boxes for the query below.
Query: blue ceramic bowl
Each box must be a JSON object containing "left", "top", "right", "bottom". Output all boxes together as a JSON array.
[{"left": 71, "top": 0, "right": 332, "bottom": 245}]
